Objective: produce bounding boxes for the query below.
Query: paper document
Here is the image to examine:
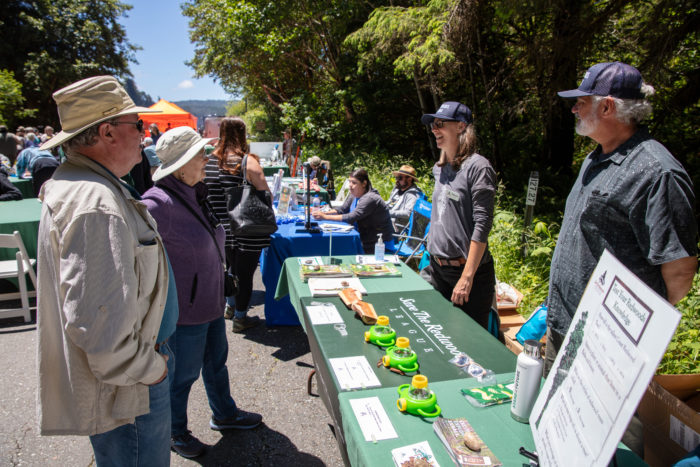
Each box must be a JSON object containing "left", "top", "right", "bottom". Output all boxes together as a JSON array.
[
  {"left": 356, "top": 254, "right": 401, "bottom": 264},
  {"left": 306, "top": 302, "right": 344, "bottom": 325},
  {"left": 329, "top": 356, "right": 381, "bottom": 390},
  {"left": 319, "top": 222, "right": 354, "bottom": 233},
  {"left": 297, "top": 256, "right": 323, "bottom": 266},
  {"left": 391, "top": 441, "right": 440, "bottom": 467},
  {"left": 308, "top": 277, "right": 367, "bottom": 296},
  {"left": 349, "top": 396, "right": 398, "bottom": 442}
]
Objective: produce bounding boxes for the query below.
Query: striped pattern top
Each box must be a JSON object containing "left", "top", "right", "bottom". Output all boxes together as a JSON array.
[{"left": 204, "top": 157, "right": 272, "bottom": 252}]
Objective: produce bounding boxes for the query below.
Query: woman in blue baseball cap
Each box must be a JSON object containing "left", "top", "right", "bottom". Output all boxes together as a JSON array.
[{"left": 419, "top": 101, "right": 499, "bottom": 334}]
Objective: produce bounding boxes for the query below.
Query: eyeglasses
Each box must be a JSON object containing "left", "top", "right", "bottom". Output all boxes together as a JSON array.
[
  {"left": 430, "top": 120, "right": 447, "bottom": 129},
  {"left": 113, "top": 119, "right": 144, "bottom": 133}
]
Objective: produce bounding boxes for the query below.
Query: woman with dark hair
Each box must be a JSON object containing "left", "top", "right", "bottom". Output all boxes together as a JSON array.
[
  {"left": 419, "top": 101, "right": 497, "bottom": 332},
  {"left": 204, "top": 117, "right": 271, "bottom": 332},
  {"left": 313, "top": 167, "right": 394, "bottom": 254}
]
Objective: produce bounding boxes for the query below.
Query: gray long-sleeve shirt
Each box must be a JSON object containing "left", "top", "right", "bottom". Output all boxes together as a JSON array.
[
  {"left": 337, "top": 188, "right": 394, "bottom": 253},
  {"left": 427, "top": 153, "right": 496, "bottom": 264},
  {"left": 387, "top": 184, "right": 423, "bottom": 232}
]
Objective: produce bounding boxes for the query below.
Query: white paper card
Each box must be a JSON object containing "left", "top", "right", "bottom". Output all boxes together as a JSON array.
[
  {"left": 297, "top": 256, "right": 323, "bottom": 266},
  {"left": 530, "top": 250, "right": 682, "bottom": 467},
  {"left": 306, "top": 303, "right": 344, "bottom": 325},
  {"left": 349, "top": 396, "right": 398, "bottom": 442},
  {"left": 670, "top": 415, "right": 700, "bottom": 452},
  {"left": 356, "top": 254, "right": 401, "bottom": 264},
  {"left": 329, "top": 356, "right": 381, "bottom": 390},
  {"left": 308, "top": 277, "right": 367, "bottom": 296}
]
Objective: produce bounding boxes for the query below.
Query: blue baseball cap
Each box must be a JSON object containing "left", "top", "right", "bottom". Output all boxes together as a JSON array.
[
  {"left": 421, "top": 101, "right": 473, "bottom": 125},
  {"left": 558, "top": 62, "right": 644, "bottom": 99}
]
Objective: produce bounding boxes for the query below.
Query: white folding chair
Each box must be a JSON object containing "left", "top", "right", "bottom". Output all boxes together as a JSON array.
[
  {"left": 330, "top": 178, "right": 350, "bottom": 208},
  {"left": 0, "top": 231, "right": 37, "bottom": 322}
]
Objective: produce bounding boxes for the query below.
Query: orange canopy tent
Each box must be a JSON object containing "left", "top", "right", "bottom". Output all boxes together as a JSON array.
[{"left": 139, "top": 99, "right": 197, "bottom": 137}]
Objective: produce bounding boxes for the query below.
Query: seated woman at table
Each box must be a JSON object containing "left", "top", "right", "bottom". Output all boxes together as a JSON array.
[
  {"left": 204, "top": 116, "right": 271, "bottom": 332},
  {"left": 313, "top": 167, "right": 394, "bottom": 254},
  {"left": 142, "top": 127, "right": 262, "bottom": 458}
]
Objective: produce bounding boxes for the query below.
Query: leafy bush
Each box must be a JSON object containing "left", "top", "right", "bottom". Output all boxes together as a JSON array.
[
  {"left": 658, "top": 274, "right": 700, "bottom": 375},
  {"left": 489, "top": 185, "right": 558, "bottom": 315}
]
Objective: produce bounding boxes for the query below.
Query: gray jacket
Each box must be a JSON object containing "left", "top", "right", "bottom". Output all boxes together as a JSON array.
[
  {"left": 338, "top": 188, "right": 394, "bottom": 253},
  {"left": 387, "top": 184, "right": 423, "bottom": 232}
]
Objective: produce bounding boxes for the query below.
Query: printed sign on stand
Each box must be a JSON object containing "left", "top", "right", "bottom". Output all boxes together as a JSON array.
[{"left": 530, "top": 249, "right": 682, "bottom": 467}]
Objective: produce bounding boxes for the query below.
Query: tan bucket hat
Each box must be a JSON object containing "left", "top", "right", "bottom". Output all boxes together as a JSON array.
[
  {"left": 392, "top": 164, "right": 418, "bottom": 180},
  {"left": 40, "top": 75, "right": 160, "bottom": 150},
  {"left": 152, "top": 126, "right": 216, "bottom": 182}
]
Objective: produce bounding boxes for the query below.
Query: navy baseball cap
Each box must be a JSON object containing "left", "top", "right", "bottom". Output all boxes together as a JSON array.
[
  {"left": 558, "top": 62, "right": 644, "bottom": 99},
  {"left": 421, "top": 101, "right": 473, "bottom": 125}
]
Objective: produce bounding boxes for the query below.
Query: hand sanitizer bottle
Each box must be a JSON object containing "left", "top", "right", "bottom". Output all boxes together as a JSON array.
[{"left": 374, "top": 234, "right": 385, "bottom": 262}]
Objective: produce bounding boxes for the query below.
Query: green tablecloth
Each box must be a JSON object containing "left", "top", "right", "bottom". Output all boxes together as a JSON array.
[
  {"left": 274, "top": 255, "right": 434, "bottom": 331},
  {"left": 9, "top": 176, "right": 35, "bottom": 199},
  {"left": 338, "top": 373, "right": 647, "bottom": 467},
  {"left": 298, "top": 288, "right": 516, "bottom": 465},
  {"left": 0, "top": 198, "right": 42, "bottom": 261},
  {"left": 263, "top": 164, "right": 290, "bottom": 176}
]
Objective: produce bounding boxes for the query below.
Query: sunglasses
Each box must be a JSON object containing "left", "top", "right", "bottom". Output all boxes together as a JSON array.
[
  {"left": 430, "top": 120, "right": 448, "bottom": 129},
  {"left": 113, "top": 119, "right": 144, "bottom": 132},
  {"left": 396, "top": 175, "right": 408, "bottom": 181}
]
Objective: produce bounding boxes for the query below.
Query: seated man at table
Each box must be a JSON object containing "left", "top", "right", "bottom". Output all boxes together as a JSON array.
[
  {"left": 0, "top": 165, "right": 22, "bottom": 200},
  {"left": 386, "top": 164, "right": 423, "bottom": 233},
  {"left": 308, "top": 156, "right": 335, "bottom": 198}
]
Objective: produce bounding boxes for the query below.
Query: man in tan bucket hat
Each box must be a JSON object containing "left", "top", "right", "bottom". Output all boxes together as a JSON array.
[
  {"left": 36, "top": 76, "right": 175, "bottom": 465},
  {"left": 386, "top": 164, "right": 423, "bottom": 232}
]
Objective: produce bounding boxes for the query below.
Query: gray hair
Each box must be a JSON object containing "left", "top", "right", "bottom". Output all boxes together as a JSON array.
[
  {"left": 142, "top": 137, "right": 153, "bottom": 146},
  {"left": 63, "top": 118, "right": 120, "bottom": 157},
  {"left": 592, "top": 83, "right": 655, "bottom": 125}
]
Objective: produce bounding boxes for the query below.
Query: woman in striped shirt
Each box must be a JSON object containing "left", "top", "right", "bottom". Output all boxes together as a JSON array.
[{"left": 204, "top": 117, "right": 271, "bottom": 332}]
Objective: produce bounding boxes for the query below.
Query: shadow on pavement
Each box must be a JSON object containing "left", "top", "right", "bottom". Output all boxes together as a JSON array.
[
  {"left": 236, "top": 320, "right": 311, "bottom": 362},
  {"left": 188, "top": 423, "right": 327, "bottom": 466}
]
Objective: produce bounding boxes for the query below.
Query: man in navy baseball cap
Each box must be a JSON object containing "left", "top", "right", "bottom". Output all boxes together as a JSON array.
[
  {"left": 421, "top": 101, "right": 472, "bottom": 125},
  {"left": 557, "top": 61, "right": 644, "bottom": 99},
  {"left": 544, "top": 62, "right": 698, "bottom": 378}
]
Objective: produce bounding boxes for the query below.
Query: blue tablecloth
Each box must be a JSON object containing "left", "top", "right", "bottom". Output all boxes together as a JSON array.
[{"left": 260, "top": 221, "right": 363, "bottom": 326}]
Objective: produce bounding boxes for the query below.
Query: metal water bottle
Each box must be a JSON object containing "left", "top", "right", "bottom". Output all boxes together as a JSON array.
[{"left": 510, "top": 339, "right": 543, "bottom": 423}]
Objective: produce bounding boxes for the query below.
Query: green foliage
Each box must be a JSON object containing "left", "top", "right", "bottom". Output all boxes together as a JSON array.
[
  {"left": 0, "top": 69, "right": 36, "bottom": 125},
  {"left": 488, "top": 185, "right": 558, "bottom": 314},
  {"left": 0, "top": 0, "right": 136, "bottom": 126},
  {"left": 658, "top": 274, "right": 700, "bottom": 375}
]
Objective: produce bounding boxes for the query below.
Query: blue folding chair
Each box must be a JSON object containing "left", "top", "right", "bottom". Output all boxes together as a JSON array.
[{"left": 393, "top": 197, "right": 431, "bottom": 268}]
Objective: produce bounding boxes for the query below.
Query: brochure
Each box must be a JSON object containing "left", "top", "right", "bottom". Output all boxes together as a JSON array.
[
  {"left": 433, "top": 417, "right": 501, "bottom": 466},
  {"left": 299, "top": 263, "right": 353, "bottom": 281},
  {"left": 350, "top": 263, "right": 402, "bottom": 277}
]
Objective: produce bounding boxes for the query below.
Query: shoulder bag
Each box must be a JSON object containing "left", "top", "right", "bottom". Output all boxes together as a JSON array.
[{"left": 226, "top": 154, "right": 278, "bottom": 236}]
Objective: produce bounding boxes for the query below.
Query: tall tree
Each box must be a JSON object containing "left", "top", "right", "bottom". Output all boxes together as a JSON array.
[{"left": 0, "top": 0, "right": 137, "bottom": 126}]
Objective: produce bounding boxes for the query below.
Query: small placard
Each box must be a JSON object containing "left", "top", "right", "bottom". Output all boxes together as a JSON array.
[
  {"left": 306, "top": 302, "right": 344, "bottom": 325},
  {"left": 330, "top": 356, "right": 381, "bottom": 390},
  {"left": 349, "top": 396, "right": 398, "bottom": 442}
]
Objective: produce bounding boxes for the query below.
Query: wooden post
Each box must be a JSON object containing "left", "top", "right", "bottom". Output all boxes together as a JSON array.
[{"left": 521, "top": 171, "right": 539, "bottom": 257}]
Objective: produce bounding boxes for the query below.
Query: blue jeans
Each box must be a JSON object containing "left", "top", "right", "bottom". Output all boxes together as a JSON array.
[
  {"left": 89, "top": 343, "right": 174, "bottom": 467},
  {"left": 169, "top": 316, "right": 238, "bottom": 436}
]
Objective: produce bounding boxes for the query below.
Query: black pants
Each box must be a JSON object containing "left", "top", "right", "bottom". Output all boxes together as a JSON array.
[
  {"left": 225, "top": 246, "right": 262, "bottom": 312},
  {"left": 421, "top": 258, "right": 495, "bottom": 331}
]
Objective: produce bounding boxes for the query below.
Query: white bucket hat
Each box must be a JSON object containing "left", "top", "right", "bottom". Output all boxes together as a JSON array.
[
  {"left": 152, "top": 126, "right": 216, "bottom": 181},
  {"left": 40, "top": 75, "right": 160, "bottom": 150}
]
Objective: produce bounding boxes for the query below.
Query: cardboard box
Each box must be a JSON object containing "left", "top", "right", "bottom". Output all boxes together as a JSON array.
[{"left": 637, "top": 379, "right": 700, "bottom": 467}]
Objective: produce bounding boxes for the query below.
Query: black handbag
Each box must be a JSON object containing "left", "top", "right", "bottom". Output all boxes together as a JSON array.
[
  {"left": 226, "top": 155, "right": 278, "bottom": 236},
  {"left": 158, "top": 183, "right": 237, "bottom": 297}
]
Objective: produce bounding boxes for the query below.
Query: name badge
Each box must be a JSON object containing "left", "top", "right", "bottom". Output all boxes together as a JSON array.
[{"left": 446, "top": 189, "right": 460, "bottom": 201}]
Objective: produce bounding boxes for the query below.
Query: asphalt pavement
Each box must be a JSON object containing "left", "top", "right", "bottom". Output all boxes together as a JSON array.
[{"left": 0, "top": 269, "right": 344, "bottom": 466}]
